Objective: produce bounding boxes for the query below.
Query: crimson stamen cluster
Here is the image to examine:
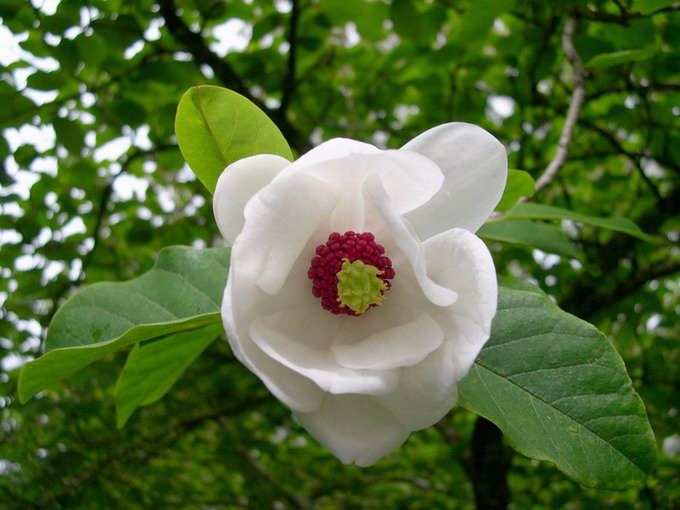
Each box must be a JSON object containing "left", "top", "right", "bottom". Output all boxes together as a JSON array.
[{"left": 307, "top": 231, "right": 395, "bottom": 315}]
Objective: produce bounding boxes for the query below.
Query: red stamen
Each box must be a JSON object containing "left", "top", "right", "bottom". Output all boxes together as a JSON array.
[{"left": 308, "top": 231, "right": 395, "bottom": 316}]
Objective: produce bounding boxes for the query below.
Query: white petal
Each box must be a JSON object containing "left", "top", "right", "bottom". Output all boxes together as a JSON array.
[
  {"left": 249, "top": 309, "right": 400, "bottom": 395},
  {"left": 402, "top": 123, "right": 508, "bottom": 238},
  {"left": 376, "top": 342, "right": 459, "bottom": 431},
  {"left": 365, "top": 173, "right": 457, "bottom": 307},
  {"left": 213, "top": 154, "right": 291, "bottom": 244},
  {"left": 287, "top": 137, "right": 380, "bottom": 169},
  {"left": 377, "top": 228, "right": 497, "bottom": 430},
  {"left": 238, "top": 171, "right": 338, "bottom": 295},
  {"left": 295, "top": 394, "right": 410, "bottom": 467},
  {"left": 424, "top": 227, "right": 498, "bottom": 377},
  {"left": 332, "top": 312, "right": 444, "bottom": 370},
  {"left": 221, "top": 268, "right": 324, "bottom": 413},
  {"left": 280, "top": 138, "right": 444, "bottom": 215}
]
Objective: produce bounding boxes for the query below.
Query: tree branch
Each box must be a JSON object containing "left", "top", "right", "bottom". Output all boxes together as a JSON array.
[
  {"left": 158, "top": 0, "right": 309, "bottom": 152},
  {"left": 533, "top": 18, "right": 586, "bottom": 194},
  {"left": 468, "top": 417, "right": 512, "bottom": 510}
]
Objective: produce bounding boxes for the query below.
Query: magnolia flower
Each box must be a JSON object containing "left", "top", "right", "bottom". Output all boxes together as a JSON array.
[{"left": 213, "top": 123, "right": 507, "bottom": 466}]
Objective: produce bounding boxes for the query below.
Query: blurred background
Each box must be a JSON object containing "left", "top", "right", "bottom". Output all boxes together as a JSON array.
[{"left": 0, "top": 0, "right": 678, "bottom": 508}]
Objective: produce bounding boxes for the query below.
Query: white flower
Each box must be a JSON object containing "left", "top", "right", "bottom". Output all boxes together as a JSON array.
[{"left": 213, "top": 123, "right": 507, "bottom": 466}]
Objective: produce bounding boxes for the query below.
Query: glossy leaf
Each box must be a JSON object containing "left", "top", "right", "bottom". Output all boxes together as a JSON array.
[
  {"left": 18, "top": 246, "right": 230, "bottom": 403},
  {"left": 459, "top": 285, "right": 657, "bottom": 489},
  {"left": 175, "top": 85, "right": 293, "bottom": 193},
  {"left": 478, "top": 219, "right": 580, "bottom": 259},
  {"left": 503, "top": 203, "right": 653, "bottom": 241}
]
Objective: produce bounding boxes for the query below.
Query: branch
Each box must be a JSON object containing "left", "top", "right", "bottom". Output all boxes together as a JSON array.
[
  {"left": 533, "top": 18, "right": 586, "bottom": 194},
  {"left": 158, "top": 0, "right": 309, "bottom": 152},
  {"left": 575, "top": 4, "right": 679, "bottom": 24},
  {"left": 280, "top": 0, "right": 301, "bottom": 113},
  {"left": 467, "top": 417, "right": 512, "bottom": 510}
]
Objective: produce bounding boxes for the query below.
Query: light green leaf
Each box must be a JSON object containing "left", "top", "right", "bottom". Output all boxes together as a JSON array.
[
  {"left": 451, "top": 0, "right": 515, "bottom": 45},
  {"left": 18, "top": 246, "right": 230, "bottom": 403},
  {"left": 503, "top": 203, "right": 653, "bottom": 241},
  {"left": 114, "top": 322, "right": 223, "bottom": 427},
  {"left": 632, "top": 0, "right": 677, "bottom": 15},
  {"left": 496, "top": 169, "right": 535, "bottom": 211},
  {"left": 460, "top": 286, "right": 657, "bottom": 489},
  {"left": 478, "top": 219, "right": 580, "bottom": 259},
  {"left": 175, "top": 85, "right": 293, "bottom": 193},
  {"left": 587, "top": 49, "right": 653, "bottom": 70}
]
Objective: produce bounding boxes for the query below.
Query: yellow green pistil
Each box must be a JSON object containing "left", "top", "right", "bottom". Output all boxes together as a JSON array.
[{"left": 336, "top": 258, "right": 388, "bottom": 315}]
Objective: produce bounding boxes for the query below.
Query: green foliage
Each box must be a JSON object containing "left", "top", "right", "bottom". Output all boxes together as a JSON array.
[
  {"left": 114, "top": 322, "right": 222, "bottom": 427},
  {"left": 478, "top": 220, "right": 580, "bottom": 259},
  {"left": 502, "top": 202, "right": 654, "bottom": 241},
  {"left": 175, "top": 86, "right": 293, "bottom": 192},
  {"left": 495, "top": 169, "right": 535, "bottom": 211},
  {"left": 18, "top": 246, "right": 229, "bottom": 403},
  {"left": 1, "top": 0, "right": 678, "bottom": 508},
  {"left": 460, "top": 284, "right": 657, "bottom": 489}
]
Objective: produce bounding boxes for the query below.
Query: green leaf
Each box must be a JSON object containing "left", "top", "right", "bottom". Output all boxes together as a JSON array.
[
  {"left": 451, "top": 0, "right": 515, "bottom": 46},
  {"left": 175, "top": 85, "right": 293, "bottom": 193},
  {"left": 390, "top": 0, "right": 427, "bottom": 42},
  {"left": 586, "top": 49, "right": 653, "bottom": 70},
  {"left": 496, "top": 169, "right": 535, "bottom": 211},
  {"left": 478, "top": 220, "right": 580, "bottom": 259},
  {"left": 0, "top": 82, "right": 35, "bottom": 126},
  {"left": 18, "top": 246, "right": 230, "bottom": 403},
  {"left": 114, "top": 322, "right": 222, "bottom": 427},
  {"left": 460, "top": 286, "right": 657, "bottom": 489},
  {"left": 632, "top": 0, "right": 677, "bottom": 15},
  {"left": 503, "top": 203, "right": 653, "bottom": 241},
  {"left": 53, "top": 117, "right": 85, "bottom": 154},
  {"left": 26, "top": 71, "right": 67, "bottom": 90}
]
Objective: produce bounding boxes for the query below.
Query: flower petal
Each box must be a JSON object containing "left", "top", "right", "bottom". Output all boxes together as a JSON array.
[
  {"left": 402, "top": 123, "right": 508, "bottom": 238},
  {"left": 423, "top": 227, "right": 498, "bottom": 376},
  {"left": 377, "top": 228, "right": 497, "bottom": 430},
  {"left": 238, "top": 171, "right": 338, "bottom": 295},
  {"left": 280, "top": 138, "right": 444, "bottom": 214},
  {"left": 332, "top": 312, "right": 444, "bottom": 370},
  {"left": 365, "top": 173, "right": 457, "bottom": 307},
  {"left": 221, "top": 268, "right": 324, "bottom": 413},
  {"left": 249, "top": 309, "right": 400, "bottom": 395},
  {"left": 295, "top": 394, "right": 409, "bottom": 467},
  {"left": 213, "top": 154, "right": 291, "bottom": 244},
  {"left": 376, "top": 342, "right": 459, "bottom": 431}
]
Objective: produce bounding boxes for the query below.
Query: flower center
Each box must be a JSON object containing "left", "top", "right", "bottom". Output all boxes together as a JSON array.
[
  {"left": 308, "top": 231, "right": 395, "bottom": 316},
  {"left": 337, "top": 259, "right": 387, "bottom": 314}
]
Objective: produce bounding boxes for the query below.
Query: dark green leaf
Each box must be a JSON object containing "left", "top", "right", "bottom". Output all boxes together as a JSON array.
[
  {"left": 459, "top": 286, "right": 657, "bottom": 488},
  {"left": 53, "top": 117, "right": 85, "bottom": 154}
]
